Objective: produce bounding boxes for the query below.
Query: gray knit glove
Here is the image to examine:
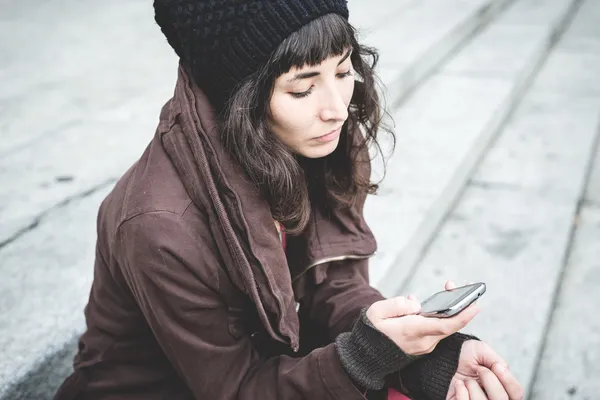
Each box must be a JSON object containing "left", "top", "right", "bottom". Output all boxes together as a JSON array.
[
  {"left": 334, "top": 308, "right": 420, "bottom": 390},
  {"left": 396, "top": 333, "right": 479, "bottom": 400}
]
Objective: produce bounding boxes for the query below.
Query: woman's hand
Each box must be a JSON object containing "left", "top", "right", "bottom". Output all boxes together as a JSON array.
[
  {"left": 442, "top": 281, "right": 524, "bottom": 400},
  {"left": 448, "top": 340, "right": 524, "bottom": 400},
  {"left": 365, "top": 284, "right": 479, "bottom": 356}
]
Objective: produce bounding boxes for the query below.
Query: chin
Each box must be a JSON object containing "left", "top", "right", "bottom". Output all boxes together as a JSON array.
[{"left": 299, "top": 138, "right": 340, "bottom": 159}]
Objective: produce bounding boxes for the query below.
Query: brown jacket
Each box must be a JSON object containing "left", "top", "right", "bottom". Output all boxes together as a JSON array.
[{"left": 54, "top": 65, "right": 448, "bottom": 400}]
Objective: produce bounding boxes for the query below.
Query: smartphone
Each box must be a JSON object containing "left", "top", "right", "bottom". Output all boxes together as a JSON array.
[{"left": 418, "top": 282, "right": 486, "bottom": 318}]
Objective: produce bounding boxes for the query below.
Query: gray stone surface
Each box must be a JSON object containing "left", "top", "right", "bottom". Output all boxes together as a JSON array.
[
  {"left": 1, "top": 339, "right": 78, "bottom": 400},
  {"left": 527, "top": 28, "right": 600, "bottom": 391},
  {"left": 529, "top": 206, "right": 600, "bottom": 399},
  {"left": 363, "top": 0, "right": 510, "bottom": 105},
  {"left": 470, "top": 93, "right": 600, "bottom": 202},
  {"left": 530, "top": 119, "right": 600, "bottom": 398},
  {"left": 0, "top": 1, "right": 174, "bottom": 392},
  {"left": 0, "top": 186, "right": 111, "bottom": 397},
  {"left": 0, "top": 0, "right": 177, "bottom": 246},
  {"left": 366, "top": 75, "right": 513, "bottom": 288},
  {"left": 443, "top": 0, "right": 575, "bottom": 77},
  {"left": 0, "top": 0, "right": 177, "bottom": 154},
  {"left": 403, "top": 187, "right": 579, "bottom": 391},
  {"left": 586, "top": 145, "right": 600, "bottom": 205},
  {"left": 369, "top": 0, "right": 578, "bottom": 295},
  {"left": 398, "top": 111, "right": 599, "bottom": 393},
  {"left": 398, "top": 2, "right": 600, "bottom": 390},
  {"left": 530, "top": 0, "right": 600, "bottom": 99},
  {"left": 532, "top": 48, "right": 600, "bottom": 98},
  {"left": 443, "top": 25, "right": 546, "bottom": 77},
  {"left": 360, "top": 0, "right": 493, "bottom": 67},
  {"left": 348, "top": 0, "right": 420, "bottom": 32}
]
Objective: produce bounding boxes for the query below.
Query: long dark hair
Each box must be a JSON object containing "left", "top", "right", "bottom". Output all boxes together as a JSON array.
[{"left": 219, "top": 13, "right": 394, "bottom": 235}]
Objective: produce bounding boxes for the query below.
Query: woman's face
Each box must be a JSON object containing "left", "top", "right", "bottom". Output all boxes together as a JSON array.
[{"left": 269, "top": 50, "right": 355, "bottom": 159}]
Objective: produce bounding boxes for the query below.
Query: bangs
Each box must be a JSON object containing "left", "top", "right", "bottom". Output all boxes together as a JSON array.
[{"left": 269, "top": 13, "right": 356, "bottom": 76}]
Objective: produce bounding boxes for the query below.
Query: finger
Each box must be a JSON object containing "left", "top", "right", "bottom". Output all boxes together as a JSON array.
[
  {"left": 419, "top": 302, "right": 480, "bottom": 336},
  {"left": 455, "top": 380, "right": 470, "bottom": 400},
  {"left": 367, "top": 296, "right": 421, "bottom": 321},
  {"left": 447, "top": 380, "right": 457, "bottom": 400},
  {"left": 492, "top": 364, "right": 525, "bottom": 400},
  {"left": 466, "top": 379, "right": 488, "bottom": 400},
  {"left": 474, "top": 343, "right": 509, "bottom": 372},
  {"left": 407, "top": 294, "right": 418, "bottom": 301},
  {"left": 446, "top": 280, "right": 457, "bottom": 290},
  {"left": 478, "top": 368, "right": 508, "bottom": 400}
]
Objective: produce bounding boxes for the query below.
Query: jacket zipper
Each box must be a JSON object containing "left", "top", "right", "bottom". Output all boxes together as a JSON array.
[{"left": 292, "top": 252, "right": 375, "bottom": 282}]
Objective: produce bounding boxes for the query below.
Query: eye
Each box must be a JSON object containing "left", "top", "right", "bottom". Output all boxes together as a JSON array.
[
  {"left": 337, "top": 70, "right": 353, "bottom": 79},
  {"left": 290, "top": 87, "right": 313, "bottom": 99}
]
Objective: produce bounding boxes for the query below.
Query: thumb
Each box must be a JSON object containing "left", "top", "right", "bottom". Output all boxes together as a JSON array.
[
  {"left": 367, "top": 296, "right": 421, "bottom": 321},
  {"left": 473, "top": 342, "right": 509, "bottom": 370}
]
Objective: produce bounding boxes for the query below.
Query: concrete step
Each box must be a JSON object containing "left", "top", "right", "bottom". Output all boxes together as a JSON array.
[
  {"left": 530, "top": 149, "right": 600, "bottom": 400},
  {"left": 528, "top": 2, "right": 600, "bottom": 398},
  {"left": 0, "top": 0, "right": 175, "bottom": 157},
  {"left": 353, "top": 0, "right": 513, "bottom": 106},
  {"left": 0, "top": 187, "right": 110, "bottom": 398},
  {"left": 1, "top": 338, "right": 78, "bottom": 400},
  {"left": 348, "top": 0, "right": 420, "bottom": 32},
  {"left": 0, "top": 0, "right": 176, "bottom": 247},
  {"left": 397, "top": 0, "right": 600, "bottom": 394},
  {"left": 367, "top": 0, "right": 581, "bottom": 296}
]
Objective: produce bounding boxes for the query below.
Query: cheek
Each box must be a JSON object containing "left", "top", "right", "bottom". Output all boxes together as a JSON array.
[
  {"left": 343, "top": 79, "right": 355, "bottom": 106},
  {"left": 270, "top": 95, "right": 313, "bottom": 141}
]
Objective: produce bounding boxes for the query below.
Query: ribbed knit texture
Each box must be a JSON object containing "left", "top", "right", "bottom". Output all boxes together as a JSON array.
[
  {"left": 398, "top": 333, "right": 479, "bottom": 400},
  {"left": 154, "top": 0, "right": 349, "bottom": 107},
  {"left": 335, "top": 309, "right": 420, "bottom": 390},
  {"left": 335, "top": 308, "right": 479, "bottom": 397}
]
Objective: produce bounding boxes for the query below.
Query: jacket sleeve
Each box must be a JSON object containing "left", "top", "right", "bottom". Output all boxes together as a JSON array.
[
  {"left": 301, "top": 259, "right": 475, "bottom": 400},
  {"left": 300, "top": 258, "right": 385, "bottom": 340},
  {"left": 116, "top": 211, "right": 368, "bottom": 400}
]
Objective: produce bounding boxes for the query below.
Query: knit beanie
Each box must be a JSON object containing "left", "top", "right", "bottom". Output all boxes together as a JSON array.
[{"left": 154, "top": 0, "right": 349, "bottom": 108}]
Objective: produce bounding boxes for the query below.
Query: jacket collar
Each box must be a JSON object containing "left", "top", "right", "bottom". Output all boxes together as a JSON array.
[{"left": 159, "top": 64, "right": 376, "bottom": 350}]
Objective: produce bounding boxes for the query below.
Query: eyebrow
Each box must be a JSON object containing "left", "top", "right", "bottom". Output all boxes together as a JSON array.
[{"left": 287, "top": 49, "right": 353, "bottom": 83}]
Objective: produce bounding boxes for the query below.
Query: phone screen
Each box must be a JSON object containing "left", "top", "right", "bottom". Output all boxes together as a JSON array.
[{"left": 420, "top": 285, "right": 478, "bottom": 314}]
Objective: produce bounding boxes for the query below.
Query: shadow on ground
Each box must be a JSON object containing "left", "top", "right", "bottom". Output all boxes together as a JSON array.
[{"left": 3, "top": 337, "right": 78, "bottom": 400}]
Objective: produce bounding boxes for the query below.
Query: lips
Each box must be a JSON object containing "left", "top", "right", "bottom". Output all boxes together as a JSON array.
[
  {"left": 326, "top": 126, "right": 342, "bottom": 136},
  {"left": 314, "top": 126, "right": 342, "bottom": 143}
]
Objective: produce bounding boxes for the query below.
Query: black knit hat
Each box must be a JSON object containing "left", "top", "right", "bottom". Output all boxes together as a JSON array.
[{"left": 154, "top": 0, "right": 349, "bottom": 108}]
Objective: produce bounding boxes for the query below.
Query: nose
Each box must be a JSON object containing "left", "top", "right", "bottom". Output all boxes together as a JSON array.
[{"left": 318, "top": 85, "right": 348, "bottom": 123}]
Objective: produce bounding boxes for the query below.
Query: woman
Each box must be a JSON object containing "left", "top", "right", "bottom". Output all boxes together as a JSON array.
[{"left": 54, "top": 1, "right": 524, "bottom": 399}]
